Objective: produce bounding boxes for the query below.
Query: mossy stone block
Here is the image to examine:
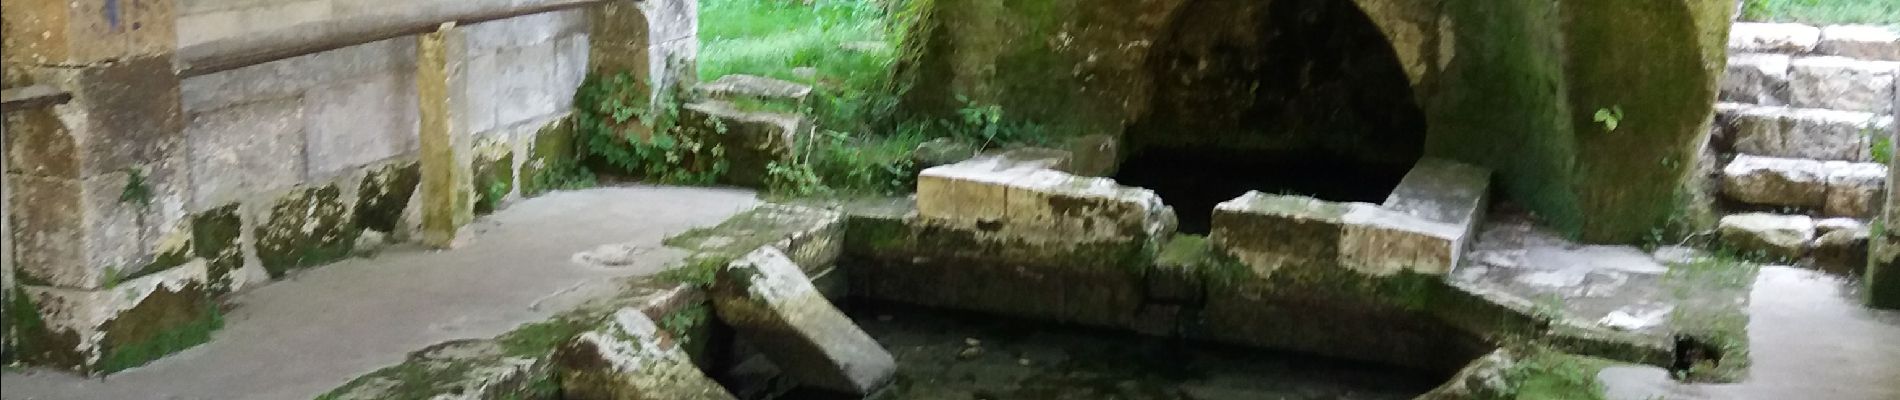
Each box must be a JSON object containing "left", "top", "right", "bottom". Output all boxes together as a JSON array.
[
  {"left": 473, "top": 152, "right": 515, "bottom": 215},
  {"left": 192, "top": 204, "right": 243, "bottom": 294},
  {"left": 354, "top": 163, "right": 420, "bottom": 233},
  {"left": 255, "top": 185, "right": 358, "bottom": 278}
]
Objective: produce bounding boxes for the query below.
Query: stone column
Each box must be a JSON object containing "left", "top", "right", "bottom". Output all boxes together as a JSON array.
[
  {"left": 3, "top": 0, "right": 221, "bottom": 374},
  {"left": 1871, "top": 75, "right": 1900, "bottom": 310},
  {"left": 418, "top": 23, "right": 472, "bottom": 248}
]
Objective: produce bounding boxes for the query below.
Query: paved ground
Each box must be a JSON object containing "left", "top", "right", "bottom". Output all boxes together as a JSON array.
[
  {"left": 1600, "top": 266, "right": 1900, "bottom": 400},
  {"left": 1, "top": 186, "right": 758, "bottom": 400}
]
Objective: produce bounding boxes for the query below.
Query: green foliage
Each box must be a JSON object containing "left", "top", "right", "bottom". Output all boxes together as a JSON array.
[
  {"left": 120, "top": 167, "right": 153, "bottom": 208},
  {"left": 1500, "top": 349, "right": 1612, "bottom": 400},
  {"left": 527, "top": 158, "right": 597, "bottom": 193},
  {"left": 1592, "top": 106, "right": 1625, "bottom": 133},
  {"left": 659, "top": 306, "right": 711, "bottom": 346},
  {"left": 1868, "top": 120, "right": 1893, "bottom": 165},
  {"left": 1743, "top": 0, "right": 1900, "bottom": 26},
  {"left": 574, "top": 72, "right": 730, "bottom": 185},
  {"left": 656, "top": 255, "right": 732, "bottom": 289}
]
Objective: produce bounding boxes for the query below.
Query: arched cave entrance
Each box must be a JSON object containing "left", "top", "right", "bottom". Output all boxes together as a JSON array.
[{"left": 1117, "top": 0, "right": 1429, "bottom": 234}]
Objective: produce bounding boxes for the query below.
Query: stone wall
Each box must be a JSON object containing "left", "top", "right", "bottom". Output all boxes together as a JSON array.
[
  {"left": 901, "top": 0, "right": 1730, "bottom": 242},
  {"left": 3, "top": 0, "right": 697, "bottom": 373}
]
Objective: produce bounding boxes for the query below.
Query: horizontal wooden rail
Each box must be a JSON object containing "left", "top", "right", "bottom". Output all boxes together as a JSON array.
[
  {"left": 177, "top": 0, "right": 606, "bottom": 78},
  {"left": 1, "top": 85, "right": 73, "bottom": 112}
]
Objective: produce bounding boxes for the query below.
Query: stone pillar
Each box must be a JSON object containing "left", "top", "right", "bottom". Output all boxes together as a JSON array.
[
  {"left": 418, "top": 23, "right": 472, "bottom": 248},
  {"left": 1871, "top": 76, "right": 1900, "bottom": 310},
  {"left": 588, "top": 0, "right": 697, "bottom": 101},
  {"left": 3, "top": 0, "right": 222, "bottom": 374}
]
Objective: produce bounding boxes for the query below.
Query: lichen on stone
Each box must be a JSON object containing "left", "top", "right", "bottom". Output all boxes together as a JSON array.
[{"left": 254, "top": 185, "right": 359, "bottom": 278}]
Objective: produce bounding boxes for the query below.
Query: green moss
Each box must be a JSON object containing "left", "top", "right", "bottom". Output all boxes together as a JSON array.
[
  {"left": 473, "top": 152, "right": 516, "bottom": 215},
  {"left": 97, "top": 285, "right": 222, "bottom": 374},
  {"left": 113, "top": 234, "right": 195, "bottom": 286},
  {"left": 192, "top": 204, "right": 244, "bottom": 294},
  {"left": 523, "top": 119, "right": 592, "bottom": 196},
  {"left": 1661, "top": 253, "right": 1758, "bottom": 382},
  {"left": 255, "top": 185, "right": 359, "bottom": 278},
  {"left": 1500, "top": 349, "right": 1614, "bottom": 400},
  {"left": 355, "top": 163, "right": 421, "bottom": 233},
  {"left": 1559, "top": 0, "right": 1726, "bottom": 243},
  {"left": 497, "top": 319, "right": 590, "bottom": 358},
  {"left": 4, "top": 289, "right": 85, "bottom": 369}
]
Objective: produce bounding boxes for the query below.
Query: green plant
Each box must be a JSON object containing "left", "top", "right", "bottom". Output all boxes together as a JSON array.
[
  {"left": 656, "top": 255, "right": 731, "bottom": 289},
  {"left": 120, "top": 166, "right": 153, "bottom": 208},
  {"left": 574, "top": 72, "right": 730, "bottom": 185},
  {"left": 527, "top": 158, "right": 598, "bottom": 193},
  {"left": 659, "top": 306, "right": 711, "bottom": 346},
  {"left": 1866, "top": 120, "right": 1892, "bottom": 165},
  {"left": 1593, "top": 106, "right": 1625, "bottom": 133}
]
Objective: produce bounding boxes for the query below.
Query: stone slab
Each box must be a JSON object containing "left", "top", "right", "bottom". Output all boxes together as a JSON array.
[
  {"left": 556, "top": 309, "right": 734, "bottom": 400},
  {"left": 1721, "top": 104, "right": 1889, "bottom": 162},
  {"left": 711, "top": 247, "right": 895, "bottom": 395},
  {"left": 1719, "top": 213, "right": 1815, "bottom": 259},
  {"left": 303, "top": 72, "right": 420, "bottom": 177},
  {"left": 696, "top": 74, "right": 814, "bottom": 106},
  {"left": 1728, "top": 23, "right": 1821, "bottom": 54},
  {"left": 14, "top": 260, "right": 216, "bottom": 374},
  {"left": 1215, "top": 189, "right": 1470, "bottom": 277},
  {"left": 1720, "top": 53, "right": 1790, "bottom": 106},
  {"left": 1789, "top": 56, "right": 1898, "bottom": 113},
  {"left": 1822, "top": 160, "right": 1886, "bottom": 218},
  {"left": 1721, "top": 154, "right": 1828, "bottom": 208},
  {"left": 1817, "top": 25, "right": 1900, "bottom": 61}
]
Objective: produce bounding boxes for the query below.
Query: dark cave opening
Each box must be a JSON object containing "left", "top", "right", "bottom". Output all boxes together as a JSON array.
[{"left": 1118, "top": 0, "right": 1428, "bottom": 234}]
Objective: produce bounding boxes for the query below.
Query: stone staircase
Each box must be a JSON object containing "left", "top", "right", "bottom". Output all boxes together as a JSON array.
[{"left": 1714, "top": 22, "right": 1899, "bottom": 271}]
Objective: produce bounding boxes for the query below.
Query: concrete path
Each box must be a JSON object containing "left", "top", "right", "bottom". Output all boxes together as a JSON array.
[
  {"left": 1600, "top": 266, "right": 1900, "bottom": 400},
  {"left": 1, "top": 186, "right": 759, "bottom": 400}
]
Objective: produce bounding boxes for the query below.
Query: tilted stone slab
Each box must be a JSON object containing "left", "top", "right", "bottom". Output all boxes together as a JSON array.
[
  {"left": 1818, "top": 25, "right": 1900, "bottom": 61},
  {"left": 712, "top": 247, "right": 895, "bottom": 395},
  {"left": 1789, "top": 57, "right": 1898, "bottom": 113},
  {"left": 555, "top": 309, "right": 734, "bottom": 400},
  {"left": 1212, "top": 191, "right": 1465, "bottom": 277},
  {"left": 1728, "top": 22, "right": 1821, "bottom": 54},
  {"left": 1720, "top": 104, "right": 1889, "bottom": 162},
  {"left": 1719, "top": 213, "right": 1815, "bottom": 259},
  {"left": 1720, "top": 53, "right": 1790, "bottom": 106}
]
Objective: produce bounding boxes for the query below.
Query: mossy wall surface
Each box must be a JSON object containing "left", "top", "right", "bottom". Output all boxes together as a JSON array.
[{"left": 902, "top": 0, "right": 1727, "bottom": 242}]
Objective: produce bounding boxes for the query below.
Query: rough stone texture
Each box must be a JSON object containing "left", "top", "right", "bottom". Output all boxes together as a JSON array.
[
  {"left": 1789, "top": 57, "right": 1898, "bottom": 113},
  {"left": 556, "top": 309, "right": 733, "bottom": 400},
  {"left": 1721, "top": 105, "right": 1889, "bottom": 162},
  {"left": 1817, "top": 25, "right": 1900, "bottom": 61},
  {"left": 190, "top": 204, "right": 244, "bottom": 294},
  {"left": 1213, "top": 191, "right": 1467, "bottom": 277},
  {"left": 711, "top": 247, "right": 894, "bottom": 395},
  {"left": 8, "top": 173, "right": 143, "bottom": 289},
  {"left": 1721, "top": 154, "right": 1828, "bottom": 207},
  {"left": 1720, "top": 53, "right": 1790, "bottom": 106},
  {"left": 661, "top": 204, "right": 843, "bottom": 275},
  {"left": 696, "top": 74, "right": 813, "bottom": 108},
  {"left": 303, "top": 71, "right": 420, "bottom": 177},
  {"left": 916, "top": 150, "right": 1173, "bottom": 241},
  {"left": 1718, "top": 213, "right": 1814, "bottom": 259},
  {"left": 10, "top": 260, "right": 218, "bottom": 375},
  {"left": 1727, "top": 22, "right": 1821, "bottom": 54},
  {"left": 1811, "top": 227, "right": 1869, "bottom": 275},
  {"left": 252, "top": 185, "right": 357, "bottom": 277},
  {"left": 1, "top": 0, "right": 177, "bottom": 65},
  {"left": 679, "top": 100, "right": 806, "bottom": 188},
  {"left": 419, "top": 25, "right": 472, "bottom": 248},
  {"left": 1815, "top": 217, "right": 1865, "bottom": 235},
  {"left": 1823, "top": 161, "right": 1887, "bottom": 218},
  {"left": 323, "top": 339, "right": 554, "bottom": 400},
  {"left": 184, "top": 97, "right": 306, "bottom": 209},
  {"left": 353, "top": 162, "right": 421, "bottom": 233},
  {"left": 1384, "top": 158, "right": 1493, "bottom": 237}
]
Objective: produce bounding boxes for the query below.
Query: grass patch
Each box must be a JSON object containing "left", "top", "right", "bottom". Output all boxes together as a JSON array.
[
  {"left": 1501, "top": 349, "right": 1615, "bottom": 400},
  {"left": 1741, "top": 0, "right": 1900, "bottom": 26},
  {"left": 1660, "top": 250, "right": 1759, "bottom": 382}
]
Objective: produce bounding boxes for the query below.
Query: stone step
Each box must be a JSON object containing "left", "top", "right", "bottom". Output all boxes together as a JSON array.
[
  {"left": 1714, "top": 103, "right": 1891, "bottom": 162},
  {"left": 1729, "top": 22, "right": 1821, "bottom": 54},
  {"left": 694, "top": 74, "right": 815, "bottom": 110},
  {"left": 1819, "top": 25, "right": 1900, "bottom": 62},
  {"left": 1720, "top": 154, "right": 1886, "bottom": 219},
  {"left": 1788, "top": 56, "right": 1899, "bottom": 113},
  {"left": 1721, "top": 53, "right": 1791, "bottom": 106},
  {"left": 1717, "top": 213, "right": 1871, "bottom": 273}
]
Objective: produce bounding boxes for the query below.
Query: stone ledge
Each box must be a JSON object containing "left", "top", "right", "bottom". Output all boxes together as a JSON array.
[
  {"left": 9, "top": 260, "right": 220, "bottom": 375},
  {"left": 1720, "top": 154, "right": 1886, "bottom": 218},
  {"left": 1817, "top": 25, "right": 1900, "bottom": 61},
  {"left": 1729, "top": 22, "right": 1821, "bottom": 54},
  {"left": 916, "top": 149, "right": 1175, "bottom": 244},
  {"left": 1716, "top": 103, "right": 1891, "bottom": 162},
  {"left": 1721, "top": 53, "right": 1790, "bottom": 106}
]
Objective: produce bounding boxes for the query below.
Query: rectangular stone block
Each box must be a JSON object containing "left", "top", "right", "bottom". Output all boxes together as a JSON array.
[
  {"left": 1824, "top": 161, "right": 1887, "bottom": 219},
  {"left": 463, "top": 8, "right": 586, "bottom": 53},
  {"left": 13, "top": 260, "right": 218, "bottom": 375},
  {"left": 303, "top": 72, "right": 419, "bottom": 177},
  {"left": 711, "top": 247, "right": 895, "bottom": 395},
  {"left": 1723, "top": 105, "right": 1888, "bottom": 162},
  {"left": 588, "top": 1, "right": 652, "bottom": 79},
  {"left": 1790, "top": 57, "right": 1898, "bottom": 113},
  {"left": 1720, "top": 53, "right": 1790, "bottom": 106},
  {"left": 555, "top": 309, "right": 735, "bottom": 400},
  {"left": 185, "top": 97, "right": 306, "bottom": 209},
  {"left": 916, "top": 151, "right": 1075, "bottom": 224},
  {"left": 181, "top": 36, "right": 415, "bottom": 113},
  {"left": 27, "top": 56, "right": 185, "bottom": 178},
  {"left": 640, "top": 0, "right": 698, "bottom": 46},
  {"left": 3, "top": 0, "right": 177, "bottom": 65},
  {"left": 1338, "top": 206, "right": 1463, "bottom": 276},
  {"left": 1818, "top": 25, "right": 1900, "bottom": 61},
  {"left": 1728, "top": 22, "right": 1820, "bottom": 54},
  {"left": 252, "top": 184, "right": 357, "bottom": 278},
  {"left": 1211, "top": 192, "right": 1349, "bottom": 273},
  {"left": 3, "top": 105, "right": 79, "bottom": 177},
  {"left": 1383, "top": 158, "right": 1492, "bottom": 230},
  {"left": 8, "top": 173, "right": 143, "bottom": 289},
  {"left": 1722, "top": 154, "right": 1828, "bottom": 208}
]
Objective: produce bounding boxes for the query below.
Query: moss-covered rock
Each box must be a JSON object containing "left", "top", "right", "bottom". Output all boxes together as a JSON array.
[
  {"left": 523, "top": 118, "right": 580, "bottom": 197},
  {"left": 255, "top": 185, "right": 358, "bottom": 278},
  {"left": 8, "top": 261, "right": 220, "bottom": 375},
  {"left": 354, "top": 163, "right": 420, "bottom": 234},
  {"left": 472, "top": 151, "right": 515, "bottom": 215},
  {"left": 192, "top": 204, "right": 243, "bottom": 294}
]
